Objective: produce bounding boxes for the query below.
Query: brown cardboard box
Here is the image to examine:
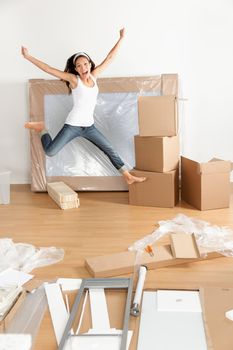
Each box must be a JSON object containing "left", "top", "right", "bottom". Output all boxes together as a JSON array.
[
  {"left": 134, "top": 135, "right": 180, "bottom": 172},
  {"left": 138, "top": 95, "right": 178, "bottom": 136},
  {"left": 85, "top": 234, "right": 220, "bottom": 278},
  {"left": 181, "top": 156, "right": 231, "bottom": 210},
  {"left": 129, "top": 169, "right": 179, "bottom": 208}
]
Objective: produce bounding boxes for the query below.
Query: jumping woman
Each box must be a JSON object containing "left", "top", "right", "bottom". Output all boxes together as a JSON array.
[{"left": 22, "top": 28, "right": 146, "bottom": 184}]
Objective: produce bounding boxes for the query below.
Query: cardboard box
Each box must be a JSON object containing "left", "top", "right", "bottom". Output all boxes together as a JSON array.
[
  {"left": 138, "top": 95, "right": 178, "bottom": 136},
  {"left": 134, "top": 135, "right": 179, "bottom": 172},
  {"left": 129, "top": 169, "right": 179, "bottom": 208},
  {"left": 85, "top": 234, "right": 221, "bottom": 278},
  {"left": 181, "top": 156, "right": 231, "bottom": 210}
]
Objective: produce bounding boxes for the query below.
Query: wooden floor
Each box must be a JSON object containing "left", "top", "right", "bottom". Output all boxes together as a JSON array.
[{"left": 1, "top": 185, "right": 233, "bottom": 349}]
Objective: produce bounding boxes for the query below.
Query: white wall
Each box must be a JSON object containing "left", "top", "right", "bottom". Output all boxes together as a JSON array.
[{"left": 0, "top": 0, "right": 232, "bottom": 183}]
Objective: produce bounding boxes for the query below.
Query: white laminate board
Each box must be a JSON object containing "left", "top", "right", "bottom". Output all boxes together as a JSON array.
[{"left": 137, "top": 291, "right": 207, "bottom": 350}]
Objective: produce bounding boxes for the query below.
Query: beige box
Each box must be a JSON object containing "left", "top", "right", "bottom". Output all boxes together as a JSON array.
[
  {"left": 134, "top": 135, "right": 180, "bottom": 172},
  {"left": 138, "top": 95, "right": 178, "bottom": 136},
  {"left": 181, "top": 156, "right": 231, "bottom": 210},
  {"left": 129, "top": 169, "right": 179, "bottom": 208},
  {"left": 85, "top": 234, "right": 220, "bottom": 278},
  {"left": 170, "top": 233, "right": 201, "bottom": 258}
]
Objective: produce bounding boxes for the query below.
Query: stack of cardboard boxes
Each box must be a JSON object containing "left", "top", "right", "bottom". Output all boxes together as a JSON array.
[
  {"left": 129, "top": 95, "right": 180, "bottom": 208},
  {"left": 128, "top": 84, "right": 231, "bottom": 210}
]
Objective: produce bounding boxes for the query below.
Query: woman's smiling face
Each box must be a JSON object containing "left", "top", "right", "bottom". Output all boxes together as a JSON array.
[{"left": 75, "top": 56, "right": 92, "bottom": 78}]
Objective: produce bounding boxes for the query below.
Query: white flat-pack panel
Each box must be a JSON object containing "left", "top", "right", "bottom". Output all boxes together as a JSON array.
[
  {"left": 157, "top": 290, "right": 202, "bottom": 312},
  {"left": 64, "top": 330, "right": 133, "bottom": 350},
  {"left": 137, "top": 291, "right": 207, "bottom": 350}
]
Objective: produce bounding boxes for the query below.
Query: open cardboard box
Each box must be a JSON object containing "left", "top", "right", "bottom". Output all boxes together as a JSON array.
[
  {"left": 85, "top": 233, "right": 221, "bottom": 278},
  {"left": 181, "top": 156, "right": 231, "bottom": 210}
]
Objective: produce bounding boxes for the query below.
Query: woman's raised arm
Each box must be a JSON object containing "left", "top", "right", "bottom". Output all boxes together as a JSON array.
[
  {"left": 92, "top": 28, "right": 125, "bottom": 78},
  {"left": 21, "top": 46, "right": 76, "bottom": 86}
]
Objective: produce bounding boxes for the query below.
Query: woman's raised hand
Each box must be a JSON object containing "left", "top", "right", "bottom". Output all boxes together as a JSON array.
[
  {"left": 119, "top": 28, "right": 125, "bottom": 39},
  {"left": 21, "top": 46, "right": 29, "bottom": 58}
]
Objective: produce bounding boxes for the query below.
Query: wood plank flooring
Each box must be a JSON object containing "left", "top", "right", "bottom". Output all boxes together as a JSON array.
[{"left": 0, "top": 185, "right": 233, "bottom": 349}]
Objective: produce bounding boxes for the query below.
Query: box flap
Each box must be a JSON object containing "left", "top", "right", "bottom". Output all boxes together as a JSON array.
[
  {"left": 198, "top": 159, "right": 231, "bottom": 174},
  {"left": 170, "top": 233, "right": 200, "bottom": 258}
]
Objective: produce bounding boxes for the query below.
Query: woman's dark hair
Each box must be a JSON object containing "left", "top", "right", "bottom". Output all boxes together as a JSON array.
[{"left": 63, "top": 53, "right": 95, "bottom": 94}]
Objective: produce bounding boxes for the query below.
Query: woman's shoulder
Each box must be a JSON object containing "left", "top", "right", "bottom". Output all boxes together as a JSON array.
[
  {"left": 70, "top": 75, "right": 79, "bottom": 90},
  {"left": 90, "top": 73, "right": 97, "bottom": 81}
]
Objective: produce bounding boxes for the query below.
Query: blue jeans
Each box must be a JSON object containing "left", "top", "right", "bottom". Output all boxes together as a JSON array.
[{"left": 41, "top": 124, "right": 126, "bottom": 171}]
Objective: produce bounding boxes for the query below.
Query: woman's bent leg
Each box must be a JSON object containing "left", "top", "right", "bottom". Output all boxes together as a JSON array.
[
  {"left": 41, "top": 124, "right": 81, "bottom": 157},
  {"left": 84, "top": 125, "right": 125, "bottom": 170},
  {"left": 84, "top": 125, "right": 146, "bottom": 184}
]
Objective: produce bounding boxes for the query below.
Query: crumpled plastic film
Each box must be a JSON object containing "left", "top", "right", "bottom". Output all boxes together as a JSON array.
[
  {"left": 128, "top": 214, "right": 233, "bottom": 257},
  {"left": 0, "top": 238, "right": 64, "bottom": 273}
]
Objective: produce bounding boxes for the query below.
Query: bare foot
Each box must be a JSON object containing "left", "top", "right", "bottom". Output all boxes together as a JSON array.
[
  {"left": 24, "top": 121, "right": 45, "bottom": 132},
  {"left": 123, "top": 171, "right": 146, "bottom": 185}
]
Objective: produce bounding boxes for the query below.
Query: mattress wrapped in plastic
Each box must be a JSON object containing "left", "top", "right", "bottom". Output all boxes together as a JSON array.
[{"left": 28, "top": 74, "right": 178, "bottom": 191}]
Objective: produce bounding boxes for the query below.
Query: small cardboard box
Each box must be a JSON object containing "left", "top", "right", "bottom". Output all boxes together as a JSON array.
[
  {"left": 181, "top": 156, "right": 231, "bottom": 210},
  {"left": 138, "top": 95, "right": 178, "bottom": 136},
  {"left": 129, "top": 169, "right": 179, "bottom": 208},
  {"left": 134, "top": 135, "right": 180, "bottom": 172}
]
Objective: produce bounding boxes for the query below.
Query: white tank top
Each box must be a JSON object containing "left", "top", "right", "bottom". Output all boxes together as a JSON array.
[{"left": 65, "top": 74, "right": 99, "bottom": 126}]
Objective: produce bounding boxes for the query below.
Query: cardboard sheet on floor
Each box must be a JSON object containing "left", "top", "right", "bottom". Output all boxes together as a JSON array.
[
  {"left": 28, "top": 74, "right": 178, "bottom": 191},
  {"left": 85, "top": 234, "right": 220, "bottom": 278},
  {"left": 199, "top": 287, "right": 233, "bottom": 350}
]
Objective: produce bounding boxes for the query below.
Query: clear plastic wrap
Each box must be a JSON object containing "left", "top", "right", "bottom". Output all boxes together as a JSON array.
[
  {"left": 129, "top": 213, "right": 233, "bottom": 257},
  {"left": 6, "top": 286, "right": 47, "bottom": 349},
  {"left": 29, "top": 74, "right": 178, "bottom": 191},
  {"left": 0, "top": 238, "right": 64, "bottom": 273}
]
